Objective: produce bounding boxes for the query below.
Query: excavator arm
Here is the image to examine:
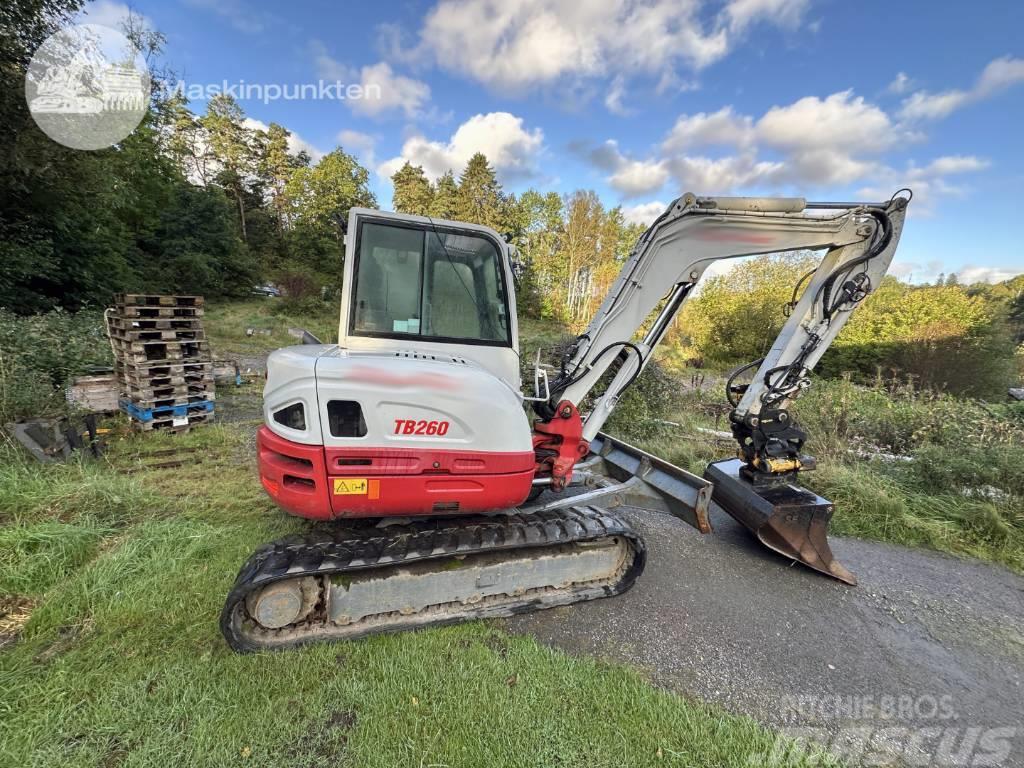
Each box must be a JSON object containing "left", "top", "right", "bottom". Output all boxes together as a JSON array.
[{"left": 531, "top": 190, "right": 911, "bottom": 583}]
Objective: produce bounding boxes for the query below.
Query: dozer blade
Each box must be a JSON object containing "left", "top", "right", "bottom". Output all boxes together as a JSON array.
[
  {"left": 586, "top": 433, "right": 713, "bottom": 533},
  {"left": 704, "top": 459, "right": 856, "bottom": 585}
]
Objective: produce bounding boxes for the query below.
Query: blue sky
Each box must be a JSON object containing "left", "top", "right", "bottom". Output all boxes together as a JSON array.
[{"left": 84, "top": 0, "right": 1023, "bottom": 283}]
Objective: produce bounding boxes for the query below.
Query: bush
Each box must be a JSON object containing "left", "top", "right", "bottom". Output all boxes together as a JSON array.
[
  {"left": 0, "top": 308, "right": 111, "bottom": 422},
  {"left": 793, "top": 375, "right": 1024, "bottom": 456},
  {"left": 820, "top": 279, "right": 1017, "bottom": 397},
  {"left": 603, "top": 358, "right": 683, "bottom": 441}
]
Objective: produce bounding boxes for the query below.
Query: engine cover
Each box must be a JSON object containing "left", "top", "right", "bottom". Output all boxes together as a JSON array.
[{"left": 259, "top": 345, "right": 535, "bottom": 519}]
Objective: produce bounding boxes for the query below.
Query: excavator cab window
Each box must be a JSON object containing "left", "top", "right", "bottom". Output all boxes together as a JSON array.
[{"left": 350, "top": 220, "right": 511, "bottom": 346}]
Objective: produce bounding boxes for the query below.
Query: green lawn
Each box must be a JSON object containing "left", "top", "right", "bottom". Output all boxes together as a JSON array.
[
  {"left": 0, "top": 400, "right": 828, "bottom": 768},
  {"left": 204, "top": 298, "right": 340, "bottom": 361}
]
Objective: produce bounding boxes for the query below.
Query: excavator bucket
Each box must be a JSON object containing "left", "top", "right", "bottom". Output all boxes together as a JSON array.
[{"left": 705, "top": 459, "right": 856, "bottom": 585}]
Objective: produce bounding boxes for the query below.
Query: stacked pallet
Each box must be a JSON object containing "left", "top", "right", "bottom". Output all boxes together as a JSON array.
[{"left": 107, "top": 294, "right": 214, "bottom": 432}]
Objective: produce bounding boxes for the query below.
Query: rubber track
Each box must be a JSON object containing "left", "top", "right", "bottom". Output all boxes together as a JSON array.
[{"left": 221, "top": 505, "right": 645, "bottom": 652}]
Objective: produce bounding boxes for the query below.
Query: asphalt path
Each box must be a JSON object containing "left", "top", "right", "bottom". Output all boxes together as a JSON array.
[{"left": 505, "top": 504, "right": 1024, "bottom": 766}]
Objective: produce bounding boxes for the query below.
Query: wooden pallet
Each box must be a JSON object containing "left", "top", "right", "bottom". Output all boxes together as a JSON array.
[
  {"left": 121, "top": 392, "right": 214, "bottom": 408},
  {"left": 117, "top": 360, "right": 213, "bottom": 375},
  {"left": 121, "top": 376, "right": 213, "bottom": 395},
  {"left": 107, "top": 295, "right": 213, "bottom": 436},
  {"left": 108, "top": 316, "right": 204, "bottom": 332},
  {"left": 109, "top": 327, "right": 206, "bottom": 342},
  {"left": 110, "top": 340, "right": 209, "bottom": 365},
  {"left": 115, "top": 293, "right": 205, "bottom": 308},
  {"left": 133, "top": 410, "right": 213, "bottom": 433},
  {"left": 66, "top": 374, "right": 119, "bottom": 413},
  {"left": 120, "top": 382, "right": 215, "bottom": 403},
  {"left": 110, "top": 336, "right": 209, "bottom": 354},
  {"left": 118, "top": 305, "right": 205, "bottom": 319}
]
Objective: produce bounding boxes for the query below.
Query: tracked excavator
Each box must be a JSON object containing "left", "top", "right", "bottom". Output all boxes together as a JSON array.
[{"left": 221, "top": 190, "right": 911, "bottom": 652}]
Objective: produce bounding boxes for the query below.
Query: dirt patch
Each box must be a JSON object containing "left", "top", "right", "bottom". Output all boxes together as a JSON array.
[
  {"left": 0, "top": 595, "right": 35, "bottom": 649},
  {"left": 326, "top": 710, "right": 357, "bottom": 731},
  {"left": 34, "top": 621, "right": 91, "bottom": 663}
]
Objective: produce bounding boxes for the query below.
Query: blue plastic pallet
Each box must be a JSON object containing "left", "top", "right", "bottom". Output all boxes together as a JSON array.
[{"left": 119, "top": 398, "right": 215, "bottom": 423}]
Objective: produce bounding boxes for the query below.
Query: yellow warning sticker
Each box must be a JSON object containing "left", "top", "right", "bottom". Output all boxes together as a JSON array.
[{"left": 333, "top": 478, "right": 368, "bottom": 495}]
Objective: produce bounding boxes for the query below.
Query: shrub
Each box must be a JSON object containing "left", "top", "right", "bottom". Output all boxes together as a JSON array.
[
  {"left": 604, "top": 358, "right": 684, "bottom": 441},
  {"left": 820, "top": 279, "right": 1017, "bottom": 397},
  {"left": 0, "top": 308, "right": 111, "bottom": 422}
]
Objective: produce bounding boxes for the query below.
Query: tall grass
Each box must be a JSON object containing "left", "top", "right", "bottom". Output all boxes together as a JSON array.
[{"left": 632, "top": 375, "right": 1024, "bottom": 574}]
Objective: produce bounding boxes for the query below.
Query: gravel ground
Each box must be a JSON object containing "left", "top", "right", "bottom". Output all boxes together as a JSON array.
[{"left": 505, "top": 503, "right": 1024, "bottom": 766}]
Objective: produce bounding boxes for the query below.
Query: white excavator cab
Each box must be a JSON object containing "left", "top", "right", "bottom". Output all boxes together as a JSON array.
[{"left": 338, "top": 208, "right": 523, "bottom": 392}]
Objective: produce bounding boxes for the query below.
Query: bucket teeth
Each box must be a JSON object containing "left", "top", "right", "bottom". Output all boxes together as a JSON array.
[{"left": 705, "top": 458, "right": 856, "bottom": 585}]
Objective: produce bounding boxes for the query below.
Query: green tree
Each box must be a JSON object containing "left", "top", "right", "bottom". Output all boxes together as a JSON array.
[
  {"left": 391, "top": 162, "right": 434, "bottom": 215},
  {"left": 676, "top": 252, "right": 819, "bottom": 364},
  {"left": 560, "top": 190, "right": 606, "bottom": 327},
  {"left": 822, "top": 279, "right": 1016, "bottom": 395},
  {"left": 429, "top": 170, "right": 459, "bottom": 219},
  {"left": 285, "top": 148, "right": 377, "bottom": 283},
  {"left": 165, "top": 93, "right": 214, "bottom": 186},
  {"left": 456, "top": 153, "right": 502, "bottom": 229},
  {"left": 201, "top": 94, "right": 256, "bottom": 241},
  {"left": 511, "top": 190, "right": 563, "bottom": 318}
]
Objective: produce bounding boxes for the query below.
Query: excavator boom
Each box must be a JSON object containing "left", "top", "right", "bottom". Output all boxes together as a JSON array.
[{"left": 531, "top": 191, "right": 910, "bottom": 583}]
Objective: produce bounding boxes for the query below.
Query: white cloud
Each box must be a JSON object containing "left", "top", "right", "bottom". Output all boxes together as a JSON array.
[
  {"left": 956, "top": 265, "right": 1024, "bottom": 284},
  {"left": 919, "top": 155, "right": 989, "bottom": 175},
  {"left": 887, "top": 72, "right": 913, "bottom": 94},
  {"left": 182, "top": 0, "right": 268, "bottom": 34},
  {"left": 724, "top": 0, "right": 809, "bottom": 32},
  {"left": 899, "top": 55, "right": 1024, "bottom": 121},
  {"left": 622, "top": 201, "right": 668, "bottom": 226},
  {"left": 405, "top": 0, "right": 806, "bottom": 92},
  {"left": 757, "top": 90, "right": 898, "bottom": 154},
  {"left": 890, "top": 261, "right": 1021, "bottom": 285},
  {"left": 350, "top": 62, "right": 430, "bottom": 118},
  {"left": 78, "top": 0, "right": 151, "bottom": 31},
  {"left": 379, "top": 112, "right": 543, "bottom": 182},
  {"left": 662, "top": 107, "right": 754, "bottom": 152},
  {"left": 573, "top": 140, "right": 669, "bottom": 197},
  {"left": 855, "top": 155, "right": 989, "bottom": 214},
  {"left": 243, "top": 118, "right": 325, "bottom": 162},
  {"left": 337, "top": 129, "right": 375, "bottom": 154},
  {"left": 581, "top": 88, "right": 989, "bottom": 206},
  {"left": 604, "top": 75, "right": 633, "bottom": 116},
  {"left": 313, "top": 44, "right": 430, "bottom": 119},
  {"left": 610, "top": 159, "right": 670, "bottom": 197},
  {"left": 337, "top": 129, "right": 376, "bottom": 167},
  {"left": 668, "top": 152, "right": 784, "bottom": 191}
]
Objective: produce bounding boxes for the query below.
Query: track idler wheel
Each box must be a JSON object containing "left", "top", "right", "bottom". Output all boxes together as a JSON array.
[{"left": 704, "top": 459, "right": 856, "bottom": 585}]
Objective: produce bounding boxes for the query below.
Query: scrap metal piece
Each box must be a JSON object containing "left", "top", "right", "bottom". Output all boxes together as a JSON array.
[
  {"left": 5, "top": 419, "right": 73, "bottom": 463},
  {"left": 705, "top": 458, "right": 856, "bottom": 585}
]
